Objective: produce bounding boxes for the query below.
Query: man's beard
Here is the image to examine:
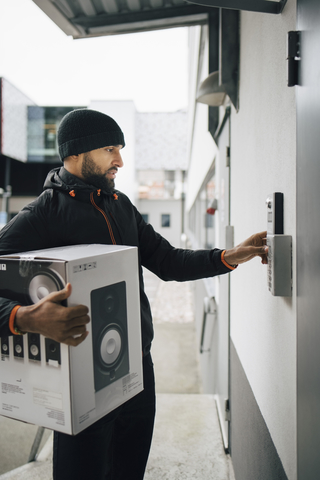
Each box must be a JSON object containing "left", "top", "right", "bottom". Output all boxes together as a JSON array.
[{"left": 81, "top": 153, "right": 115, "bottom": 193}]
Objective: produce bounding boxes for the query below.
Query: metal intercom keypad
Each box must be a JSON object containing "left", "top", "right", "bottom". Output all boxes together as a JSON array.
[{"left": 266, "top": 193, "right": 292, "bottom": 297}]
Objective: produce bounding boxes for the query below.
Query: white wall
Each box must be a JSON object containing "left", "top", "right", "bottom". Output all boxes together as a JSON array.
[
  {"left": 137, "top": 198, "right": 182, "bottom": 248},
  {"left": 1, "top": 78, "right": 36, "bottom": 163},
  {"left": 89, "top": 100, "right": 137, "bottom": 203},
  {"left": 186, "top": 3, "right": 297, "bottom": 479},
  {"left": 8, "top": 196, "right": 36, "bottom": 213},
  {"left": 230, "top": 3, "right": 297, "bottom": 479},
  {"left": 186, "top": 27, "right": 218, "bottom": 212}
]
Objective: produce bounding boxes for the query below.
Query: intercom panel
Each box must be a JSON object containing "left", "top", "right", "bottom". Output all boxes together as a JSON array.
[
  {"left": 266, "top": 192, "right": 284, "bottom": 235},
  {"left": 267, "top": 235, "right": 292, "bottom": 296},
  {"left": 266, "top": 193, "right": 292, "bottom": 297}
]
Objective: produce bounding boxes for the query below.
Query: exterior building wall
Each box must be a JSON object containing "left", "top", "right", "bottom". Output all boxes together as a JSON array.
[
  {"left": 186, "top": 27, "right": 218, "bottom": 213},
  {"left": 90, "top": 100, "right": 138, "bottom": 204},
  {"left": 186, "top": 24, "right": 218, "bottom": 392},
  {"left": 137, "top": 198, "right": 183, "bottom": 248},
  {"left": 186, "top": 2, "right": 297, "bottom": 479},
  {"left": 0, "top": 78, "right": 35, "bottom": 163},
  {"left": 8, "top": 196, "right": 36, "bottom": 213},
  {"left": 135, "top": 111, "right": 188, "bottom": 171},
  {"left": 0, "top": 93, "right": 186, "bottom": 230},
  {"left": 230, "top": 5, "right": 297, "bottom": 480}
]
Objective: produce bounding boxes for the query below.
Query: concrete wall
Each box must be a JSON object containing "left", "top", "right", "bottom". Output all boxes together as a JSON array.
[
  {"left": 230, "top": 4, "right": 296, "bottom": 479},
  {"left": 186, "top": 25, "right": 219, "bottom": 394},
  {"left": 89, "top": 100, "right": 137, "bottom": 204},
  {"left": 137, "top": 198, "right": 183, "bottom": 248},
  {"left": 1, "top": 78, "right": 35, "bottom": 163},
  {"left": 186, "top": 27, "right": 218, "bottom": 212},
  {"left": 186, "top": 2, "right": 297, "bottom": 479},
  {"left": 8, "top": 196, "right": 36, "bottom": 213}
]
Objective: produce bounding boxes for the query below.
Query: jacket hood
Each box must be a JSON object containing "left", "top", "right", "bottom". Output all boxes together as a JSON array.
[
  {"left": 44, "top": 167, "right": 93, "bottom": 192},
  {"left": 43, "top": 167, "right": 117, "bottom": 201}
]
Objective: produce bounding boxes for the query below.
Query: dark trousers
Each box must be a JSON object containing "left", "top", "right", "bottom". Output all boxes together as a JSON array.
[{"left": 53, "top": 354, "right": 156, "bottom": 480}]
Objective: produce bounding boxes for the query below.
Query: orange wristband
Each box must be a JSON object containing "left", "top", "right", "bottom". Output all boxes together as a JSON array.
[
  {"left": 9, "top": 305, "right": 24, "bottom": 335},
  {"left": 221, "top": 250, "right": 238, "bottom": 271}
]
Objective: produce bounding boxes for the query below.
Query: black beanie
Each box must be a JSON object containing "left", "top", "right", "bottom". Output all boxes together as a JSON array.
[{"left": 57, "top": 109, "right": 125, "bottom": 160}]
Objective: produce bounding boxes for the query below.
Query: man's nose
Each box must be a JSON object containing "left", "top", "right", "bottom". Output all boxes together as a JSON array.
[{"left": 114, "top": 152, "right": 124, "bottom": 168}]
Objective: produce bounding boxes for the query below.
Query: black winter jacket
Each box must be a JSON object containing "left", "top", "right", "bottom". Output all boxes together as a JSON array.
[{"left": 0, "top": 167, "right": 232, "bottom": 354}]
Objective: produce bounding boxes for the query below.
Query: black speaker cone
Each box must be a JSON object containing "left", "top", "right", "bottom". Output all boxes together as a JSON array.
[
  {"left": 28, "top": 333, "right": 41, "bottom": 362},
  {"left": 28, "top": 268, "right": 64, "bottom": 304},
  {"left": 1, "top": 336, "right": 9, "bottom": 356},
  {"left": 91, "top": 281, "right": 129, "bottom": 392},
  {"left": 13, "top": 336, "right": 24, "bottom": 358},
  {"left": 45, "top": 338, "right": 61, "bottom": 365},
  {"left": 99, "top": 291, "right": 120, "bottom": 317}
]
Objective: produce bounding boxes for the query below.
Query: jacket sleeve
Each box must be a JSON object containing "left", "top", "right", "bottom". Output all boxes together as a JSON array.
[
  {"left": 134, "top": 207, "right": 233, "bottom": 282},
  {"left": 0, "top": 194, "right": 59, "bottom": 338},
  {"left": 0, "top": 194, "right": 60, "bottom": 256}
]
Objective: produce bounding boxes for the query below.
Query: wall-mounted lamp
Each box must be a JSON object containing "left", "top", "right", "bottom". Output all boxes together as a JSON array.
[{"left": 196, "top": 71, "right": 227, "bottom": 107}]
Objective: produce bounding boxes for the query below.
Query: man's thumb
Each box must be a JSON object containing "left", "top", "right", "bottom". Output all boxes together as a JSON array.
[{"left": 47, "top": 283, "right": 72, "bottom": 303}]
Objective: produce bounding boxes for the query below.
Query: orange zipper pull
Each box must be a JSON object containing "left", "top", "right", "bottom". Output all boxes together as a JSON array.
[
  {"left": 69, "top": 190, "right": 76, "bottom": 197},
  {"left": 113, "top": 193, "right": 118, "bottom": 200},
  {"left": 97, "top": 189, "right": 101, "bottom": 196}
]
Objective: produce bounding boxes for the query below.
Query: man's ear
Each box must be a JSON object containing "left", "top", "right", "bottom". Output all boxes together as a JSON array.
[
  {"left": 64, "top": 154, "right": 80, "bottom": 164},
  {"left": 63, "top": 153, "right": 83, "bottom": 177}
]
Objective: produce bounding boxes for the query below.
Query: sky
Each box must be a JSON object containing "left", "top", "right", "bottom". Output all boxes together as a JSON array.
[{"left": 0, "top": 0, "right": 189, "bottom": 112}]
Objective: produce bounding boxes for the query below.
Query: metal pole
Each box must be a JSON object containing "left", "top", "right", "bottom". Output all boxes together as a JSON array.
[{"left": 28, "top": 427, "right": 45, "bottom": 463}]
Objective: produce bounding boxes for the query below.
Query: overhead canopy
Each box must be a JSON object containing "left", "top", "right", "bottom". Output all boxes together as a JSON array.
[
  {"left": 32, "top": 0, "right": 214, "bottom": 38},
  {"left": 32, "top": 0, "right": 287, "bottom": 39},
  {"left": 187, "top": 0, "right": 286, "bottom": 14}
]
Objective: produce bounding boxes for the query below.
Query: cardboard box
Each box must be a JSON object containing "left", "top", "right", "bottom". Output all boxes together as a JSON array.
[{"left": 0, "top": 244, "right": 143, "bottom": 435}]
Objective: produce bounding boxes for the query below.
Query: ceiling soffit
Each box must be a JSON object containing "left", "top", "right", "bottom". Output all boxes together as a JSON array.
[{"left": 32, "top": 0, "right": 213, "bottom": 38}]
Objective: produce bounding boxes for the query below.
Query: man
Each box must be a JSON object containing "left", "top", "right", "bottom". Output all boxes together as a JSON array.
[{"left": 0, "top": 109, "right": 267, "bottom": 479}]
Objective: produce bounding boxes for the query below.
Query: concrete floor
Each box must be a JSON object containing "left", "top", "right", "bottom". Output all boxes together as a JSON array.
[
  {"left": 0, "top": 419, "right": 51, "bottom": 475},
  {"left": 151, "top": 277, "right": 202, "bottom": 395},
  {"left": 0, "top": 270, "right": 235, "bottom": 480},
  {"left": 145, "top": 394, "right": 234, "bottom": 480}
]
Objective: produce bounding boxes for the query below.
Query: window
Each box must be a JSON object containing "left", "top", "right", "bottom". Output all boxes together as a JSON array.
[
  {"left": 161, "top": 214, "right": 171, "bottom": 228},
  {"left": 141, "top": 214, "right": 149, "bottom": 223},
  {"left": 27, "top": 106, "right": 85, "bottom": 163}
]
